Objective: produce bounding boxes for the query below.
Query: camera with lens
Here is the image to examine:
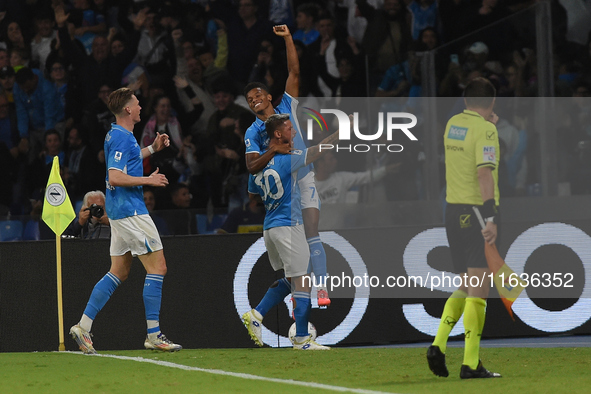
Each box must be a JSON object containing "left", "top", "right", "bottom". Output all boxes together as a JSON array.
[{"left": 86, "top": 204, "right": 104, "bottom": 218}]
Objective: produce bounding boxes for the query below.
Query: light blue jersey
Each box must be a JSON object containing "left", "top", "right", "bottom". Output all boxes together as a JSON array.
[
  {"left": 244, "top": 92, "right": 312, "bottom": 177},
  {"left": 104, "top": 123, "right": 148, "bottom": 220},
  {"left": 248, "top": 149, "right": 308, "bottom": 230}
]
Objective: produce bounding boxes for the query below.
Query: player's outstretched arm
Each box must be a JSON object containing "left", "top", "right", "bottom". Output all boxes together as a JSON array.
[
  {"left": 304, "top": 114, "right": 353, "bottom": 165},
  {"left": 304, "top": 131, "right": 340, "bottom": 165},
  {"left": 245, "top": 142, "right": 292, "bottom": 174},
  {"left": 274, "top": 25, "right": 299, "bottom": 98}
]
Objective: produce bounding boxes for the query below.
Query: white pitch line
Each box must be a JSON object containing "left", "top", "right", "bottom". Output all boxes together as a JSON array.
[{"left": 64, "top": 352, "right": 396, "bottom": 394}]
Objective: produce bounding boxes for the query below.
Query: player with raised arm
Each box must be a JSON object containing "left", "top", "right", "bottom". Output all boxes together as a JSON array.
[
  {"left": 243, "top": 24, "right": 331, "bottom": 308},
  {"left": 243, "top": 114, "right": 338, "bottom": 349},
  {"left": 69, "top": 87, "right": 182, "bottom": 354}
]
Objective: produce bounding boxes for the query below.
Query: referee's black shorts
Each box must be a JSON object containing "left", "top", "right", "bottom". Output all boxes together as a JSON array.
[{"left": 445, "top": 203, "right": 500, "bottom": 273}]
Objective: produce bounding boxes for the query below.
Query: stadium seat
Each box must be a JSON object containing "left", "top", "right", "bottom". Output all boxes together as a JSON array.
[
  {"left": 22, "top": 220, "right": 40, "bottom": 241},
  {"left": 196, "top": 214, "right": 227, "bottom": 235},
  {"left": 0, "top": 220, "right": 24, "bottom": 242}
]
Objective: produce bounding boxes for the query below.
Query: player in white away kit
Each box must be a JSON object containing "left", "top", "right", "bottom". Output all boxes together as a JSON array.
[
  {"left": 243, "top": 114, "right": 338, "bottom": 349},
  {"left": 69, "top": 88, "right": 182, "bottom": 354},
  {"left": 243, "top": 24, "right": 331, "bottom": 308}
]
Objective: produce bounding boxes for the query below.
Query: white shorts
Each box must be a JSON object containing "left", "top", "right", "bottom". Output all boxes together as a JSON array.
[
  {"left": 109, "top": 215, "right": 163, "bottom": 257},
  {"left": 264, "top": 224, "right": 310, "bottom": 278},
  {"left": 298, "top": 171, "right": 320, "bottom": 210}
]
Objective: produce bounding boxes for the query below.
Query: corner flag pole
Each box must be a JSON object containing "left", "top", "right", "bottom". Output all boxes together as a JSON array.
[
  {"left": 42, "top": 157, "right": 76, "bottom": 351},
  {"left": 56, "top": 232, "right": 65, "bottom": 351}
]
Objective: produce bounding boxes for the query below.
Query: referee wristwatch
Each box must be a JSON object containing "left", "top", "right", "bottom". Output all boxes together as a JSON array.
[{"left": 485, "top": 216, "right": 496, "bottom": 224}]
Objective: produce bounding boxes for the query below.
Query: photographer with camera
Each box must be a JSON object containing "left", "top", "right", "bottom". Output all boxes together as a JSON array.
[{"left": 63, "top": 190, "right": 110, "bottom": 239}]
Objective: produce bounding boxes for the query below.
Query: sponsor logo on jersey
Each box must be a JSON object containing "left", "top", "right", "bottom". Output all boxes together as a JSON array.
[
  {"left": 448, "top": 125, "right": 468, "bottom": 141},
  {"left": 483, "top": 146, "right": 496, "bottom": 162}
]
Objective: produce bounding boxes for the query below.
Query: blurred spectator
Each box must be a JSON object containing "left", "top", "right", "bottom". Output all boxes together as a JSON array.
[
  {"left": 26, "top": 128, "right": 65, "bottom": 197},
  {"left": 143, "top": 187, "right": 170, "bottom": 236},
  {"left": 0, "top": 92, "right": 20, "bottom": 208},
  {"left": 341, "top": 0, "right": 383, "bottom": 44},
  {"left": 10, "top": 47, "right": 30, "bottom": 72},
  {"left": 30, "top": 8, "right": 56, "bottom": 72},
  {"left": 5, "top": 21, "right": 28, "bottom": 52},
  {"left": 293, "top": 3, "right": 321, "bottom": 46},
  {"left": 0, "top": 48, "right": 9, "bottom": 68},
  {"left": 13, "top": 67, "right": 64, "bottom": 160},
  {"left": 69, "top": 0, "right": 107, "bottom": 55},
  {"left": 46, "top": 57, "right": 80, "bottom": 126},
  {"left": 55, "top": 4, "right": 143, "bottom": 103},
  {"left": 357, "top": 0, "right": 411, "bottom": 87},
  {"left": 407, "top": 0, "right": 438, "bottom": 41},
  {"left": 170, "top": 182, "right": 192, "bottom": 209},
  {"left": 198, "top": 22, "right": 230, "bottom": 91},
  {"left": 166, "top": 182, "right": 195, "bottom": 235},
  {"left": 248, "top": 38, "right": 279, "bottom": 84},
  {"left": 63, "top": 190, "right": 110, "bottom": 239},
  {"left": 217, "top": 197, "right": 265, "bottom": 234},
  {"left": 463, "top": 42, "right": 502, "bottom": 77},
  {"left": 460, "top": 0, "right": 510, "bottom": 39},
  {"left": 140, "top": 94, "right": 192, "bottom": 184},
  {"left": 81, "top": 82, "right": 114, "bottom": 164},
  {"left": 293, "top": 39, "right": 322, "bottom": 97},
  {"left": 269, "top": 0, "right": 295, "bottom": 27},
  {"left": 318, "top": 55, "right": 366, "bottom": 98},
  {"left": 174, "top": 35, "right": 196, "bottom": 78},
  {"left": 63, "top": 124, "right": 103, "bottom": 201},
  {"left": 310, "top": 14, "right": 356, "bottom": 91},
  {"left": 375, "top": 56, "right": 411, "bottom": 98},
  {"left": 418, "top": 26, "right": 439, "bottom": 51},
  {"left": 204, "top": 79, "right": 253, "bottom": 208},
  {"left": 134, "top": 8, "right": 176, "bottom": 90},
  {"left": 496, "top": 114, "right": 527, "bottom": 197},
  {"left": 226, "top": 0, "right": 273, "bottom": 85},
  {"left": 0, "top": 65, "right": 15, "bottom": 100},
  {"left": 175, "top": 58, "right": 216, "bottom": 136}
]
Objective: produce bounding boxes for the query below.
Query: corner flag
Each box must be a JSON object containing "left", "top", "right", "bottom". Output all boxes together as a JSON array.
[
  {"left": 42, "top": 156, "right": 75, "bottom": 351},
  {"left": 42, "top": 156, "right": 75, "bottom": 235},
  {"left": 472, "top": 206, "right": 526, "bottom": 321}
]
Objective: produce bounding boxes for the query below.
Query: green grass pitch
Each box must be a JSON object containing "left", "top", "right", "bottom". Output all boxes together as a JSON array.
[{"left": 2, "top": 347, "right": 590, "bottom": 393}]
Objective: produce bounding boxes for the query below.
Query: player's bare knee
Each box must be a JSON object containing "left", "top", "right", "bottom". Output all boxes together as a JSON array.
[{"left": 110, "top": 270, "right": 128, "bottom": 282}]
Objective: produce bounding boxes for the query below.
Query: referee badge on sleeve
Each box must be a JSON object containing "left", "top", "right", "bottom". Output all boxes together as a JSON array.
[{"left": 483, "top": 146, "right": 496, "bottom": 162}]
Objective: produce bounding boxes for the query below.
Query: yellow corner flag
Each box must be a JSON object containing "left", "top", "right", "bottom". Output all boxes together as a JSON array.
[
  {"left": 42, "top": 156, "right": 76, "bottom": 235},
  {"left": 42, "top": 156, "right": 76, "bottom": 351}
]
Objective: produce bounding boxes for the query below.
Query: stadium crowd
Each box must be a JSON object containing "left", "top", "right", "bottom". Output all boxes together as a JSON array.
[{"left": 0, "top": 0, "right": 590, "bottom": 237}]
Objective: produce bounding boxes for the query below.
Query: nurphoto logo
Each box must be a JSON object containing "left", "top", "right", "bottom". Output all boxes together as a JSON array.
[{"left": 303, "top": 108, "right": 418, "bottom": 153}]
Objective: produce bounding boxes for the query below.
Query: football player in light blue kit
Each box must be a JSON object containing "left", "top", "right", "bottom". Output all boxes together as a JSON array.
[
  {"left": 69, "top": 88, "right": 182, "bottom": 354},
  {"left": 243, "top": 114, "right": 338, "bottom": 349},
  {"left": 243, "top": 24, "right": 331, "bottom": 309}
]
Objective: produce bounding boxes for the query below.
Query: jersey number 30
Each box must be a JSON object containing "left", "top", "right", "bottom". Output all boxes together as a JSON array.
[{"left": 254, "top": 169, "right": 285, "bottom": 200}]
